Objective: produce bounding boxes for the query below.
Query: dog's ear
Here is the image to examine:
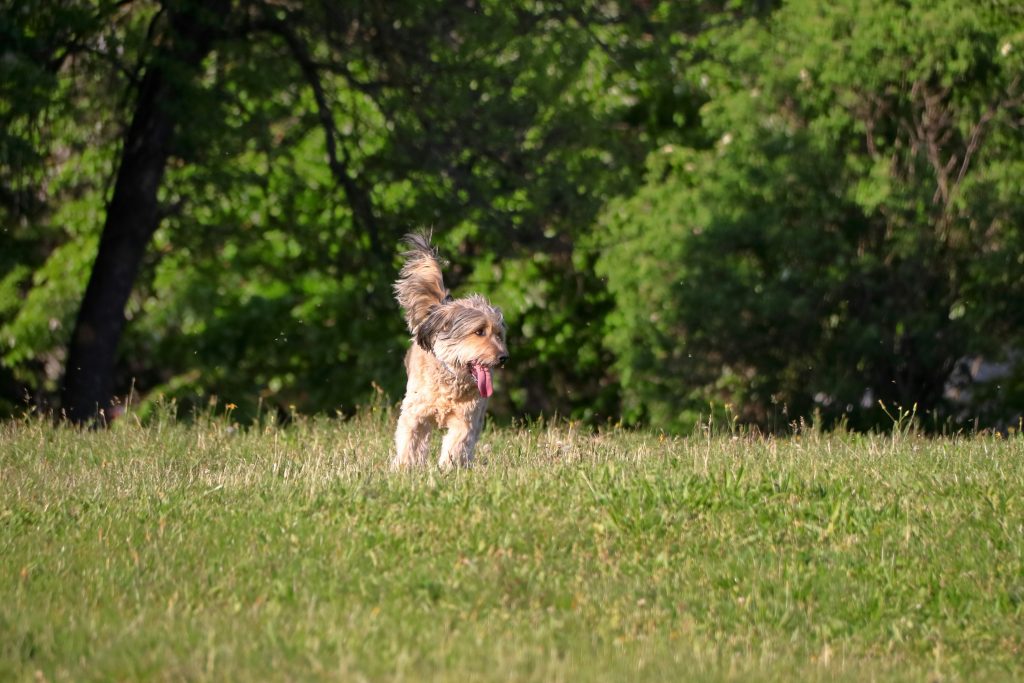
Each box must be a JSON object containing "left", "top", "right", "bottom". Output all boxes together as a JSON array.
[{"left": 415, "top": 305, "right": 454, "bottom": 351}]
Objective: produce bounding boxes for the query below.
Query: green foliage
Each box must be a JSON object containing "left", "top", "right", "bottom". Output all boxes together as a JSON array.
[
  {"left": 598, "top": 0, "right": 1024, "bottom": 431},
  {"left": 1, "top": 1, "right": 661, "bottom": 419},
  {"left": 0, "top": 0, "right": 137, "bottom": 412},
  {"left": 2, "top": 0, "right": 1022, "bottom": 428},
  {"left": 2, "top": 417, "right": 1023, "bottom": 679}
]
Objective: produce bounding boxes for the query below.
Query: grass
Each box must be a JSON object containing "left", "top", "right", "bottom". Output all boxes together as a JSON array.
[{"left": 1, "top": 409, "right": 1023, "bottom": 681}]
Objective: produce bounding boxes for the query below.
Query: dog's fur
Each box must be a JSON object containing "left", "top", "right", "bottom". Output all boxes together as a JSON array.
[{"left": 392, "top": 234, "right": 508, "bottom": 469}]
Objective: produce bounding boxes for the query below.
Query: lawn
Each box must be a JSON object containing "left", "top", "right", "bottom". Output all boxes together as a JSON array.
[{"left": 2, "top": 410, "right": 1022, "bottom": 681}]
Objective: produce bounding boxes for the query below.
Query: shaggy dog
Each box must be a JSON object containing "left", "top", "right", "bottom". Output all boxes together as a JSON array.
[{"left": 392, "top": 234, "right": 508, "bottom": 469}]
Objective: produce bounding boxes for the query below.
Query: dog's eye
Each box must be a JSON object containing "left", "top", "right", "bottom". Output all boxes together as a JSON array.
[{"left": 475, "top": 328, "right": 486, "bottom": 336}]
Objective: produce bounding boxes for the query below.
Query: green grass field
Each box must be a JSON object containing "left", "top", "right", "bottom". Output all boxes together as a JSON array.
[{"left": 2, "top": 410, "right": 1022, "bottom": 681}]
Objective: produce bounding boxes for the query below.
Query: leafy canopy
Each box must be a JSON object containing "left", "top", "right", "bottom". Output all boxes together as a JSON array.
[{"left": 597, "top": 0, "right": 1024, "bottom": 430}]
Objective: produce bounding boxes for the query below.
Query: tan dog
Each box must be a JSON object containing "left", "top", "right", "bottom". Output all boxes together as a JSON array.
[{"left": 392, "top": 234, "right": 508, "bottom": 469}]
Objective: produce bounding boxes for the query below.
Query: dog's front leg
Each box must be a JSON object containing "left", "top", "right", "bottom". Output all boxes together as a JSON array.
[
  {"left": 393, "top": 411, "right": 432, "bottom": 469},
  {"left": 438, "top": 405, "right": 485, "bottom": 470},
  {"left": 438, "top": 423, "right": 476, "bottom": 470}
]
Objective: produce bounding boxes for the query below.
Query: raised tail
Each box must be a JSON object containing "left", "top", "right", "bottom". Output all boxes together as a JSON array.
[{"left": 394, "top": 233, "right": 451, "bottom": 334}]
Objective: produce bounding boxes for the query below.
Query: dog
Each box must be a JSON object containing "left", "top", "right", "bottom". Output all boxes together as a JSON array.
[{"left": 391, "top": 234, "right": 508, "bottom": 469}]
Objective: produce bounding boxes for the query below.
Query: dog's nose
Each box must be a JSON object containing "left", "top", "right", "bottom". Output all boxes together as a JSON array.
[{"left": 499, "top": 354, "right": 509, "bottom": 365}]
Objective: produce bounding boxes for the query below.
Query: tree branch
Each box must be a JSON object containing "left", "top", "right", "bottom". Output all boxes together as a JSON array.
[
  {"left": 952, "top": 75, "right": 1022, "bottom": 194},
  {"left": 256, "top": 17, "right": 384, "bottom": 258}
]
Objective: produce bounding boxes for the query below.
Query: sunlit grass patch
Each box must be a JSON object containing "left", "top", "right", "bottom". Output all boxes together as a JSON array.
[{"left": 2, "top": 414, "right": 1022, "bottom": 681}]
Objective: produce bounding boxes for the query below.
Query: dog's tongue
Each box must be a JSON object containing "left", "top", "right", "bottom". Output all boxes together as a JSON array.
[{"left": 471, "top": 364, "right": 493, "bottom": 398}]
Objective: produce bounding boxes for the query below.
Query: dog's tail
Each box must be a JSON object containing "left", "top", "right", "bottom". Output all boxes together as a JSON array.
[{"left": 394, "top": 233, "right": 451, "bottom": 334}]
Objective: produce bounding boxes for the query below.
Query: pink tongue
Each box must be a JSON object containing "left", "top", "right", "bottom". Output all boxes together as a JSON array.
[{"left": 471, "top": 364, "right": 493, "bottom": 398}]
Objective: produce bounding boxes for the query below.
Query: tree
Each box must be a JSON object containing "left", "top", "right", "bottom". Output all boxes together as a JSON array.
[
  {"left": 3, "top": 1, "right": 694, "bottom": 422},
  {"left": 2, "top": 1, "right": 144, "bottom": 415},
  {"left": 597, "top": 0, "right": 1024, "bottom": 431},
  {"left": 62, "top": 1, "right": 231, "bottom": 421}
]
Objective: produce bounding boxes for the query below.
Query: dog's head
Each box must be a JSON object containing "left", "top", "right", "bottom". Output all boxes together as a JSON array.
[{"left": 416, "top": 294, "right": 508, "bottom": 398}]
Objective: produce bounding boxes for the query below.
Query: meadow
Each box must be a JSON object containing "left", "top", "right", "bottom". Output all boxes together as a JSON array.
[{"left": 2, "top": 409, "right": 1022, "bottom": 681}]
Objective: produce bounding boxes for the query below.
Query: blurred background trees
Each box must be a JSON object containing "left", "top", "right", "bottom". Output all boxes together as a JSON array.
[
  {"left": 597, "top": 0, "right": 1024, "bottom": 430},
  {"left": 1, "top": 0, "right": 1021, "bottom": 430}
]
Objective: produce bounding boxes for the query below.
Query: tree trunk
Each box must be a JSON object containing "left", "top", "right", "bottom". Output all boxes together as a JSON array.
[{"left": 60, "top": 2, "right": 227, "bottom": 423}]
